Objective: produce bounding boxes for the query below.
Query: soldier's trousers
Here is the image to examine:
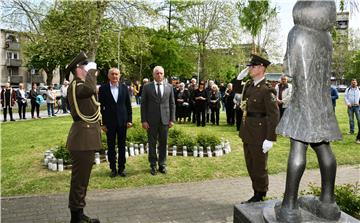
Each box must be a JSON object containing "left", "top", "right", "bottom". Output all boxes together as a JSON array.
[
  {"left": 68, "top": 150, "right": 95, "bottom": 211},
  {"left": 243, "top": 143, "right": 268, "bottom": 192}
]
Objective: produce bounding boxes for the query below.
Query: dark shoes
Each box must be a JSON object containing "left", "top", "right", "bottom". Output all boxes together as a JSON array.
[
  {"left": 70, "top": 209, "right": 100, "bottom": 223},
  {"left": 110, "top": 169, "right": 127, "bottom": 178},
  {"left": 159, "top": 166, "right": 167, "bottom": 174},
  {"left": 242, "top": 191, "right": 266, "bottom": 203},
  {"left": 118, "top": 169, "right": 126, "bottom": 177},
  {"left": 150, "top": 167, "right": 157, "bottom": 175},
  {"left": 109, "top": 170, "right": 117, "bottom": 178}
]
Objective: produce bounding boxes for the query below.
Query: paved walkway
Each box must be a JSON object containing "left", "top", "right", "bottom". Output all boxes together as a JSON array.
[{"left": 2, "top": 165, "right": 359, "bottom": 223}]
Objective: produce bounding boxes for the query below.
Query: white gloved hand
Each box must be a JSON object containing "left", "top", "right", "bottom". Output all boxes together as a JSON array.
[
  {"left": 84, "top": 62, "right": 97, "bottom": 72},
  {"left": 237, "top": 66, "right": 249, "bottom": 80},
  {"left": 262, "top": 140, "right": 273, "bottom": 153}
]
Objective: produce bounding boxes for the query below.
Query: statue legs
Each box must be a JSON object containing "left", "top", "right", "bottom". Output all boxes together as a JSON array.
[
  {"left": 298, "top": 142, "right": 341, "bottom": 220},
  {"left": 275, "top": 139, "right": 306, "bottom": 223},
  {"left": 275, "top": 140, "right": 341, "bottom": 222}
]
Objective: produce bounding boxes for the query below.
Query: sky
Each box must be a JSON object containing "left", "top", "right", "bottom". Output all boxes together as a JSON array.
[{"left": 273, "top": 0, "right": 360, "bottom": 62}]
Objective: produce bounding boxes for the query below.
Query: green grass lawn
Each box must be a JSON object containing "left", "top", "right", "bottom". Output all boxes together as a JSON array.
[{"left": 1, "top": 94, "right": 360, "bottom": 196}]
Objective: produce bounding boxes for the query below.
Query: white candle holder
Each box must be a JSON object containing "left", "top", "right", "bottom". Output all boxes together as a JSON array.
[
  {"left": 105, "top": 150, "right": 108, "bottom": 162},
  {"left": 199, "top": 146, "right": 204, "bottom": 157},
  {"left": 193, "top": 146, "right": 198, "bottom": 157},
  {"left": 58, "top": 159, "right": 64, "bottom": 172},
  {"left": 129, "top": 143, "right": 135, "bottom": 156},
  {"left": 139, "top": 144, "right": 144, "bottom": 154},
  {"left": 183, "top": 146, "right": 187, "bottom": 157},
  {"left": 95, "top": 152, "right": 100, "bottom": 165},
  {"left": 207, "top": 146, "right": 212, "bottom": 157},
  {"left": 134, "top": 144, "right": 139, "bottom": 155},
  {"left": 52, "top": 158, "right": 57, "bottom": 171},
  {"left": 125, "top": 146, "right": 129, "bottom": 159},
  {"left": 172, "top": 145, "right": 177, "bottom": 157}
]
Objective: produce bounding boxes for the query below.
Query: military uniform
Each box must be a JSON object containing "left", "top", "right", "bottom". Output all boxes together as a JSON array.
[
  {"left": 66, "top": 60, "right": 102, "bottom": 223},
  {"left": 239, "top": 78, "right": 279, "bottom": 195}
]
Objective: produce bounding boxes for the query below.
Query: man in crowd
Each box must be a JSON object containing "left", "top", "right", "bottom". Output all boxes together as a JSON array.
[
  {"left": 275, "top": 75, "right": 292, "bottom": 118},
  {"left": 65, "top": 52, "right": 102, "bottom": 223},
  {"left": 141, "top": 66, "right": 175, "bottom": 175},
  {"left": 61, "top": 80, "right": 70, "bottom": 113},
  {"left": 188, "top": 78, "right": 197, "bottom": 123},
  {"left": 344, "top": 79, "right": 360, "bottom": 135},
  {"left": 239, "top": 54, "right": 279, "bottom": 203},
  {"left": 99, "top": 68, "right": 132, "bottom": 178},
  {"left": 1, "top": 83, "right": 16, "bottom": 122}
]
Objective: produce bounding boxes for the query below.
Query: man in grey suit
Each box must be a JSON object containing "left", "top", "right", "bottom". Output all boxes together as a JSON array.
[{"left": 141, "top": 66, "right": 176, "bottom": 175}]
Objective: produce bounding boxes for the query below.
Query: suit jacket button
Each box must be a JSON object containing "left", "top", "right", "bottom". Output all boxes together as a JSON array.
[
  {"left": 259, "top": 122, "right": 262, "bottom": 126},
  {"left": 87, "top": 124, "right": 90, "bottom": 128}
]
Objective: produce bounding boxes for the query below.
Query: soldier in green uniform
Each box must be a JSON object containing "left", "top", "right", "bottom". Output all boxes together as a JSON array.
[
  {"left": 239, "top": 54, "right": 279, "bottom": 203},
  {"left": 65, "top": 52, "right": 102, "bottom": 223}
]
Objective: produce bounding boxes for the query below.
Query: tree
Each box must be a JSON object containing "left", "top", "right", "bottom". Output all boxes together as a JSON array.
[
  {"left": 177, "top": 0, "right": 237, "bottom": 80},
  {"left": 237, "top": 0, "right": 277, "bottom": 54}
]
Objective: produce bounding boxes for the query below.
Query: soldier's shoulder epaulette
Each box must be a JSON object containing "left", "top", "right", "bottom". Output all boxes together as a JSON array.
[{"left": 76, "top": 82, "right": 84, "bottom": 86}]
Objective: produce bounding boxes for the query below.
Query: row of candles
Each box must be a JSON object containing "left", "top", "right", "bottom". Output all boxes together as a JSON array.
[{"left": 43, "top": 140, "right": 231, "bottom": 171}]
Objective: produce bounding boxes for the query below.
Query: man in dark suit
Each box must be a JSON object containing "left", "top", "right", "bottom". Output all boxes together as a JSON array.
[
  {"left": 99, "top": 68, "right": 132, "bottom": 178},
  {"left": 141, "top": 66, "right": 175, "bottom": 175},
  {"left": 239, "top": 54, "right": 279, "bottom": 203},
  {"left": 66, "top": 52, "right": 102, "bottom": 223}
]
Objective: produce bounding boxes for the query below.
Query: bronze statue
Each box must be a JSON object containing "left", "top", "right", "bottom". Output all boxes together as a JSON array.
[{"left": 275, "top": 1, "right": 342, "bottom": 222}]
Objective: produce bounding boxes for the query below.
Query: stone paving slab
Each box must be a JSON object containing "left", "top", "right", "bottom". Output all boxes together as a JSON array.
[{"left": 1, "top": 165, "right": 359, "bottom": 223}]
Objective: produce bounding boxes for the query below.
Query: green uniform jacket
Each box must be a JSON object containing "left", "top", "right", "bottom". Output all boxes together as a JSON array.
[
  {"left": 239, "top": 79, "right": 279, "bottom": 145},
  {"left": 66, "top": 69, "right": 102, "bottom": 151}
]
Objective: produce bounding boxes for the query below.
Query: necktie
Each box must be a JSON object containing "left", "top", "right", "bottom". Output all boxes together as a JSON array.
[{"left": 157, "top": 83, "right": 162, "bottom": 99}]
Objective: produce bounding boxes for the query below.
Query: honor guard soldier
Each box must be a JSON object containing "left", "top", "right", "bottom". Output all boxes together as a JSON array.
[
  {"left": 239, "top": 54, "right": 279, "bottom": 203},
  {"left": 65, "top": 52, "right": 102, "bottom": 223}
]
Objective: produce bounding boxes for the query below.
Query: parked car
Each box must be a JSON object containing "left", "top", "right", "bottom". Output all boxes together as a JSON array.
[
  {"left": 39, "top": 85, "right": 61, "bottom": 100},
  {"left": 337, "top": 84, "right": 347, "bottom": 92}
]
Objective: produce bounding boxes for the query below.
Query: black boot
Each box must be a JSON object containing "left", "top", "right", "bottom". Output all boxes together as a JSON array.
[
  {"left": 243, "top": 191, "right": 267, "bottom": 203},
  {"left": 71, "top": 209, "right": 100, "bottom": 223}
]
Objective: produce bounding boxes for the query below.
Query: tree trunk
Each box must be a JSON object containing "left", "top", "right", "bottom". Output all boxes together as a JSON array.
[
  {"left": 88, "top": 1, "right": 108, "bottom": 61},
  {"left": 45, "top": 69, "right": 54, "bottom": 85},
  {"left": 199, "top": 42, "right": 207, "bottom": 80}
]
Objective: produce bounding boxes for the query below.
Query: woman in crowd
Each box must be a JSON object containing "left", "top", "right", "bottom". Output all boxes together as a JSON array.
[
  {"left": 175, "top": 82, "right": 190, "bottom": 124},
  {"left": 46, "top": 85, "right": 56, "bottom": 117},
  {"left": 209, "top": 84, "right": 221, "bottom": 125},
  {"left": 16, "top": 83, "right": 27, "bottom": 119},
  {"left": 29, "top": 83, "right": 41, "bottom": 119},
  {"left": 194, "top": 81, "right": 208, "bottom": 127},
  {"left": 224, "top": 83, "right": 235, "bottom": 125}
]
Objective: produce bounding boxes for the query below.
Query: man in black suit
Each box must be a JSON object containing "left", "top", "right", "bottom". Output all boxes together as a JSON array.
[
  {"left": 141, "top": 66, "right": 175, "bottom": 175},
  {"left": 99, "top": 68, "right": 132, "bottom": 178}
]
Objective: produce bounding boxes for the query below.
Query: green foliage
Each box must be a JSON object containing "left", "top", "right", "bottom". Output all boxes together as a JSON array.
[
  {"left": 126, "top": 125, "right": 148, "bottom": 145},
  {"left": 53, "top": 144, "right": 72, "bottom": 165},
  {"left": 196, "top": 133, "right": 221, "bottom": 151},
  {"left": 237, "top": 0, "right": 277, "bottom": 53},
  {"left": 344, "top": 50, "right": 360, "bottom": 81},
  {"left": 305, "top": 183, "right": 360, "bottom": 219}
]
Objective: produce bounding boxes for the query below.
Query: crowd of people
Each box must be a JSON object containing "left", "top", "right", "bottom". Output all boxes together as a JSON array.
[{"left": 0, "top": 81, "right": 71, "bottom": 121}]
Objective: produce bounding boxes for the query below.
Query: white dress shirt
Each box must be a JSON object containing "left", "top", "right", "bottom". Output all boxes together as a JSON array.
[
  {"left": 110, "top": 82, "right": 119, "bottom": 103},
  {"left": 154, "top": 81, "right": 164, "bottom": 97}
]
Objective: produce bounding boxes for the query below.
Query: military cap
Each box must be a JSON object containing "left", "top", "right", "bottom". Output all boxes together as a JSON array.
[
  {"left": 64, "top": 51, "right": 88, "bottom": 80},
  {"left": 246, "top": 54, "right": 271, "bottom": 67}
]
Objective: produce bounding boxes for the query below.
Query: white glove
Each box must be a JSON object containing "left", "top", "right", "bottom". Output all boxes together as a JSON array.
[
  {"left": 262, "top": 140, "right": 273, "bottom": 153},
  {"left": 84, "top": 62, "right": 97, "bottom": 72},
  {"left": 237, "top": 67, "right": 249, "bottom": 80}
]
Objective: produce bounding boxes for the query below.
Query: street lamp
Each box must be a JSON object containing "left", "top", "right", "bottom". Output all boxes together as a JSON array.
[{"left": 117, "top": 29, "right": 120, "bottom": 70}]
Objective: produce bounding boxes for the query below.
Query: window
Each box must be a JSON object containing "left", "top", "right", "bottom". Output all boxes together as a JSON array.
[{"left": 6, "top": 51, "right": 19, "bottom": 60}]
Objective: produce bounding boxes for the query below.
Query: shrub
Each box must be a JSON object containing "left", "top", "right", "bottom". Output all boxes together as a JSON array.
[
  {"left": 53, "top": 145, "right": 72, "bottom": 165},
  {"left": 196, "top": 133, "right": 221, "bottom": 151},
  {"left": 168, "top": 128, "right": 184, "bottom": 147},
  {"left": 304, "top": 182, "right": 360, "bottom": 219},
  {"left": 176, "top": 133, "right": 196, "bottom": 150},
  {"left": 131, "top": 126, "right": 148, "bottom": 145}
]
